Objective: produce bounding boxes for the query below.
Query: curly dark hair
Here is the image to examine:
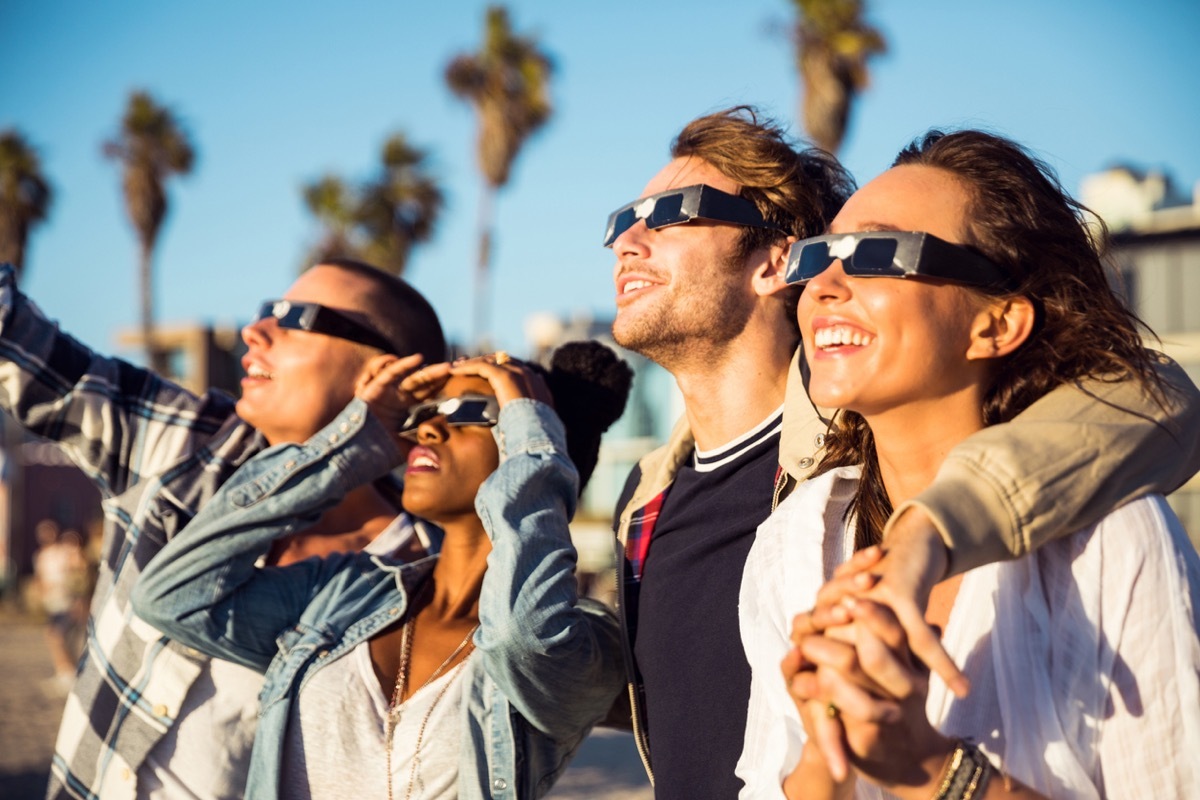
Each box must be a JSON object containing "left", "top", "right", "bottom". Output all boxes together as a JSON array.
[
  {"left": 813, "top": 130, "right": 1169, "bottom": 548},
  {"left": 534, "top": 340, "right": 633, "bottom": 493}
]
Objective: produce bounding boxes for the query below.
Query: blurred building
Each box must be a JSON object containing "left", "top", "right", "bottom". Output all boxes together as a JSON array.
[
  {"left": 116, "top": 324, "right": 246, "bottom": 397},
  {"left": 1082, "top": 166, "right": 1200, "bottom": 544},
  {"left": 524, "top": 312, "right": 683, "bottom": 598}
]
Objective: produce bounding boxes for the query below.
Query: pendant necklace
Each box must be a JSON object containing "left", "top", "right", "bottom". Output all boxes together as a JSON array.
[{"left": 383, "top": 593, "right": 479, "bottom": 800}]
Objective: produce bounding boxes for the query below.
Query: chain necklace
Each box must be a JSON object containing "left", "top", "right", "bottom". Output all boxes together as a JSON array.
[{"left": 384, "top": 604, "right": 479, "bottom": 800}]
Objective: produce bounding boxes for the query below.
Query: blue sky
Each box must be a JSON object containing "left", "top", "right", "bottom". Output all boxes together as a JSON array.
[{"left": 3, "top": 0, "right": 1198, "bottom": 362}]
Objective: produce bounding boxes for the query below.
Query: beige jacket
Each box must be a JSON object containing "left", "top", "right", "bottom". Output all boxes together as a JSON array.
[{"left": 613, "top": 348, "right": 1200, "bottom": 780}]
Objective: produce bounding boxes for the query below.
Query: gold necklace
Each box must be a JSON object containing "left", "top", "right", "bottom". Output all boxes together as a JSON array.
[{"left": 384, "top": 610, "right": 479, "bottom": 800}]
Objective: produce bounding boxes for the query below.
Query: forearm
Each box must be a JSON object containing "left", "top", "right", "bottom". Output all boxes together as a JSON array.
[
  {"left": 783, "top": 747, "right": 851, "bottom": 800},
  {"left": 475, "top": 399, "right": 625, "bottom": 738},
  {"left": 132, "top": 398, "right": 403, "bottom": 665},
  {"left": 910, "top": 359, "right": 1200, "bottom": 575}
]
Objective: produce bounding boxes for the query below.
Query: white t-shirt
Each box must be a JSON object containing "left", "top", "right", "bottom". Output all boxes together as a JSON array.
[
  {"left": 280, "top": 639, "right": 467, "bottom": 800},
  {"left": 737, "top": 467, "right": 1200, "bottom": 799},
  {"left": 137, "top": 514, "right": 421, "bottom": 799}
]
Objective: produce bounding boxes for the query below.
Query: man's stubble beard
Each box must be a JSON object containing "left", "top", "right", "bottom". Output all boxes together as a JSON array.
[{"left": 612, "top": 254, "right": 755, "bottom": 372}]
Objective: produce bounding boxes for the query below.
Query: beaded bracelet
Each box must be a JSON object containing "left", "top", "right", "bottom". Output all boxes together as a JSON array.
[{"left": 932, "top": 739, "right": 994, "bottom": 800}]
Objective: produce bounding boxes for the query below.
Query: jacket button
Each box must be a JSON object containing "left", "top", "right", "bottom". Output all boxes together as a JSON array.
[
  {"left": 284, "top": 460, "right": 296, "bottom": 470},
  {"left": 122, "top": 767, "right": 131, "bottom": 780},
  {"left": 152, "top": 704, "right": 168, "bottom": 717},
  {"left": 799, "top": 457, "right": 814, "bottom": 468},
  {"left": 317, "top": 650, "right": 329, "bottom": 659},
  {"left": 339, "top": 422, "right": 349, "bottom": 433},
  {"left": 492, "top": 778, "right": 507, "bottom": 791},
  {"left": 814, "top": 433, "right": 825, "bottom": 447},
  {"left": 328, "top": 433, "right": 339, "bottom": 443},
  {"left": 388, "top": 607, "right": 400, "bottom": 615}
]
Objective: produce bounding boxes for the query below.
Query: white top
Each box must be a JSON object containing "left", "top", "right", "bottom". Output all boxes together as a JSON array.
[
  {"left": 137, "top": 514, "right": 421, "bottom": 799},
  {"left": 737, "top": 467, "right": 1200, "bottom": 799},
  {"left": 280, "top": 638, "right": 467, "bottom": 800}
]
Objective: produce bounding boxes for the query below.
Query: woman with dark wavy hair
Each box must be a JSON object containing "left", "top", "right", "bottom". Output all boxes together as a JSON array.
[
  {"left": 134, "top": 342, "right": 633, "bottom": 799},
  {"left": 738, "top": 130, "right": 1200, "bottom": 799}
]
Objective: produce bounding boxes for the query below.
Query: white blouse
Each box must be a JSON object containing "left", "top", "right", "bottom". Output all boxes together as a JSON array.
[
  {"left": 737, "top": 467, "right": 1200, "bottom": 799},
  {"left": 280, "top": 638, "right": 468, "bottom": 800}
]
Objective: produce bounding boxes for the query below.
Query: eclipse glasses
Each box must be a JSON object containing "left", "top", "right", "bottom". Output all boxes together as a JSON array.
[
  {"left": 253, "top": 299, "right": 394, "bottom": 352},
  {"left": 399, "top": 394, "right": 500, "bottom": 440},
  {"left": 785, "top": 231, "right": 1014, "bottom": 290},
  {"left": 603, "top": 184, "right": 787, "bottom": 247}
]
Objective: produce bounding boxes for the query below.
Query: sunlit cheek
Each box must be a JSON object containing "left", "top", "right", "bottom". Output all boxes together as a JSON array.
[{"left": 806, "top": 360, "right": 858, "bottom": 408}]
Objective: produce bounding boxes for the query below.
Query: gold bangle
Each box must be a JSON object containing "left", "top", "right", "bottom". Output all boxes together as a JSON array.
[{"left": 932, "top": 740, "right": 993, "bottom": 800}]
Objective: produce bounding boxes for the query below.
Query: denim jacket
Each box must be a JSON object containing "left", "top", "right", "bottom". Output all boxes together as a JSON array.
[{"left": 133, "top": 397, "right": 625, "bottom": 799}]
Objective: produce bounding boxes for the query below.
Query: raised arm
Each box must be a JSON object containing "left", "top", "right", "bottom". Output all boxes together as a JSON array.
[
  {"left": 132, "top": 398, "right": 405, "bottom": 669},
  {"left": 0, "top": 263, "right": 235, "bottom": 495},
  {"left": 911, "top": 357, "right": 1200, "bottom": 574},
  {"left": 473, "top": 398, "right": 625, "bottom": 742},
  {"left": 798, "top": 359, "right": 1200, "bottom": 770}
]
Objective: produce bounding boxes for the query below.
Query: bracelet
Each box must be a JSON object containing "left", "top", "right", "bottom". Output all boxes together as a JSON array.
[{"left": 932, "top": 739, "right": 993, "bottom": 800}]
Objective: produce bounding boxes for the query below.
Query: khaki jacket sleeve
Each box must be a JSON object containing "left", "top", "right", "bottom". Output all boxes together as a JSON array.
[{"left": 897, "top": 356, "right": 1200, "bottom": 575}]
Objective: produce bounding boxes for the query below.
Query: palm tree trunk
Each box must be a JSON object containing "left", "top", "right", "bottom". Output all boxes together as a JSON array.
[
  {"left": 472, "top": 183, "right": 496, "bottom": 351},
  {"left": 139, "top": 242, "right": 167, "bottom": 377}
]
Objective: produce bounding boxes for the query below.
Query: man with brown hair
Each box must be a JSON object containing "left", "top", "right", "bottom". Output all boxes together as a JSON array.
[
  {"left": 606, "top": 106, "right": 1200, "bottom": 797},
  {"left": 0, "top": 257, "right": 444, "bottom": 799}
]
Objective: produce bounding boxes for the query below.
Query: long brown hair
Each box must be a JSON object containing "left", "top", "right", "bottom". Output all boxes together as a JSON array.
[{"left": 814, "top": 130, "right": 1168, "bottom": 548}]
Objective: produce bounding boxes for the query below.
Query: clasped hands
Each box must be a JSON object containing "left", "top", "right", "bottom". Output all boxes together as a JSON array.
[{"left": 781, "top": 510, "right": 966, "bottom": 799}]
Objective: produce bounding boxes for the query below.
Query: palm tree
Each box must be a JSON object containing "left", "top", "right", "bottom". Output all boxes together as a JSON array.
[
  {"left": 445, "top": 5, "right": 553, "bottom": 346},
  {"left": 356, "top": 134, "right": 443, "bottom": 275},
  {"left": 789, "top": 0, "right": 886, "bottom": 154},
  {"left": 302, "top": 174, "right": 359, "bottom": 267},
  {"left": 300, "top": 135, "right": 442, "bottom": 276},
  {"left": 103, "top": 90, "right": 195, "bottom": 376},
  {"left": 0, "top": 129, "right": 53, "bottom": 283}
]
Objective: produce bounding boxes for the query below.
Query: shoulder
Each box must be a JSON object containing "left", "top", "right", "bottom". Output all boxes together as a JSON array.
[
  {"left": 1077, "top": 494, "right": 1189, "bottom": 566},
  {"left": 759, "top": 466, "right": 860, "bottom": 544},
  {"left": 744, "top": 466, "right": 861, "bottom": 620}
]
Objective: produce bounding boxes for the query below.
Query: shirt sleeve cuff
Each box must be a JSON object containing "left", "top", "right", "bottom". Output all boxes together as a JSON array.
[
  {"left": 493, "top": 398, "right": 567, "bottom": 460},
  {"left": 896, "top": 457, "right": 1024, "bottom": 575}
]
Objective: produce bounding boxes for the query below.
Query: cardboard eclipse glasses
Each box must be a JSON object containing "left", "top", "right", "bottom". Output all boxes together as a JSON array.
[
  {"left": 603, "top": 184, "right": 787, "bottom": 247},
  {"left": 785, "top": 231, "right": 1014, "bottom": 290}
]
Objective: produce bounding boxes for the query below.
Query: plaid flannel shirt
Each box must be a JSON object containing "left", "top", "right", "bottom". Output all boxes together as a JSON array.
[{"left": 0, "top": 265, "right": 267, "bottom": 800}]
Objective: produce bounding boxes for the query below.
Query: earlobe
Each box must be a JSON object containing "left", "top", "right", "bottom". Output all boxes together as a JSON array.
[
  {"left": 752, "top": 236, "right": 796, "bottom": 298},
  {"left": 966, "top": 296, "right": 1036, "bottom": 360}
]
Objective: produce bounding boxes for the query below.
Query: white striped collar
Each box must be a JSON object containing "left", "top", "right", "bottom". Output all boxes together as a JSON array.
[{"left": 693, "top": 406, "right": 784, "bottom": 473}]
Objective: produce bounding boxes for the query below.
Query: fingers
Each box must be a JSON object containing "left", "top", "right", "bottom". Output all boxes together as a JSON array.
[
  {"left": 877, "top": 593, "right": 968, "bottom": 698},
  {"left": 399, "top": 361, "right": 452, "bottom": 399},
  {"left": 811, "top": 701, "right": 849, "bottom": 782},
  {"left": 814, "top": 569, "right": 879, "bottom": 610},
  {"left": 836, "top": 600, "right": 921, "bottom": 703},
  {"left": 356, "top": 353, "right": 423, "bottom": 397},
  {"left": 449, "top": 353, "right": 552, "bottom": 406},
  {"left": 832, "top": 544, "right": 885, "bottom": 579}
]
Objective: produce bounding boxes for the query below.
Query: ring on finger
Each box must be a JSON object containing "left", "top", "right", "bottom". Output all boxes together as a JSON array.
[
  {"left": 493, "top": 350, "right": 511, "bottom": 366},
  {"left": 825, "top": 702, "right": 840, "bottom": 719}
]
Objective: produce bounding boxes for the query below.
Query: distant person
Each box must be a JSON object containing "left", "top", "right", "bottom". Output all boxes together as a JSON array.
[
  {"left": 739, "top": 129, "right": 1200, "bottom": 798},
  {"left": 134, "top": 343, "right": 632, "bottom": 797},
  {"left": 603, "top": 106, "right": 1200, "bottom": 796},
  {"left": 0, "top": 258, "right": 444, "bottom": 799},
  {"left": 32, "top": 521, "right": 89, "bottom": 693}
]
